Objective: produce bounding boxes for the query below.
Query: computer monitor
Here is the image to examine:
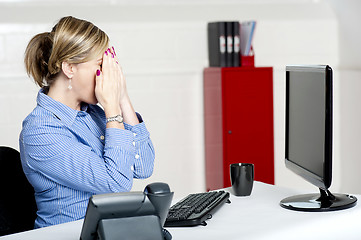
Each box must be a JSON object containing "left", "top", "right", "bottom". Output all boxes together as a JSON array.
[{"left": 280, "top": 65, "right": 357, "bottom": 211}]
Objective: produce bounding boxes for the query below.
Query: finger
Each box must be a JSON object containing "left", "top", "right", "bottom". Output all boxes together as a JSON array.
[
  {"left": 105, "top": 47, "right": 118, "bottom": 67},
  {"left": 96, "top": 69, "right": 102, "bottom": 77},
  {"left": 102, "top": 48, "right": 121, "bottom": 89},
  {"left": 103, "top": 47, "right": 121, "bottom": 86},
  {"left": 108, "top": 46, "right": 116, "bottom": 57},
  {"left": 109, "top": 46, "right": 119, "bottom": 65},
  {"left": 111, "top": 46, "right": 116, "bottom": 56},
  {"left": 95, "top": 69, "right": 102, "bottom": 88},
  {"left": 107, "top": 47, "right": 115, "bottom": 59},
  {"left": 102, "top": 48, "right": 113, "bottom": 74}
]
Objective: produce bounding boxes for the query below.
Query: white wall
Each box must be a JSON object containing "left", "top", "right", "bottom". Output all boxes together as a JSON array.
[
  {"left": 326, "top": 0, "right": 361, "bottom": 194},
  {"left": 2, "top": 0, "right": 359, "bottom": 199}
]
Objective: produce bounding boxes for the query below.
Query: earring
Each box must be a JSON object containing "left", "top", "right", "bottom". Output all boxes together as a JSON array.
[{"left": 68, "top": 78, "right": 72, "bottom": 90}]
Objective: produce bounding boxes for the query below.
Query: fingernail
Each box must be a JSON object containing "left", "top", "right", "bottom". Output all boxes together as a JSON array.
[
  {"left": 105, "top": 51, "right": 108, "bottom": 56},
  {"left": 111, "top": 53, "right": 114, "bottom": 58},
  {"left": 112, "top": 46, "right": 116, "bottom": 55},
  {"left": 96, "top": 69, "right": 101, "bottom": 76},
  {"left": 108, "top": 48, "right": 111, "bottom": 53}
]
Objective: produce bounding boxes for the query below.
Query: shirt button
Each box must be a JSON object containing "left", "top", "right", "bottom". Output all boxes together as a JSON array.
[
  {"left": 100, "top": 136, "right": 105, "bottom": 140},
  {"left": 132, "top": 142, "right": 135, "bottom": 146},
  {"left": 133, "top": 133, "right": 137, "bottom": 137},
  {"left": 131, "top": 165, "right": 134, "bottom": 171},
  {"left": 135, "top": 154, "right": 140, "bottom": 159}
]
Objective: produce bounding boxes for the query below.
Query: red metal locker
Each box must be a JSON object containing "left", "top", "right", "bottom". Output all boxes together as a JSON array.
[{"left": 204, "top": 67, "right": 274, "bottom": 191}]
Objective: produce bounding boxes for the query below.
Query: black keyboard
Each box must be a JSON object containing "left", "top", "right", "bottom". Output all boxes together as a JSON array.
[{"left": 164, "top": 190, "right": 231, "bottom": 227}]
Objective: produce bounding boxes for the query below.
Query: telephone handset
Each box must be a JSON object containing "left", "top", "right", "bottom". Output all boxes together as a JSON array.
[{"left": 144, "top": 182, "right": 173, "bottom": 240}]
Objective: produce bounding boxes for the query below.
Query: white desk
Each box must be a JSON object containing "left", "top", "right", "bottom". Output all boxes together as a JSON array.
[{"left": 1, "top": 182, "right": 361, "bottom": 240}]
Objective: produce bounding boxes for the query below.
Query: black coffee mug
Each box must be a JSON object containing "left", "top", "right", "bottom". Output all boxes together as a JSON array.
[{"left": 230, "top": 163, "right": 254, "bottom": 196}]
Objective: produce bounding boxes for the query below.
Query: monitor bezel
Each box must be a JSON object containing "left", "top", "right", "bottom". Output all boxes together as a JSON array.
[{"left": 285, "top": 65, "right": 333, "bottom": 190}]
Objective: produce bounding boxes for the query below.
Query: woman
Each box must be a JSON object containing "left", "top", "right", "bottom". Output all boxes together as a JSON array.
[{"left": 20, "top": 16, "right": 155, "bottom": 228}]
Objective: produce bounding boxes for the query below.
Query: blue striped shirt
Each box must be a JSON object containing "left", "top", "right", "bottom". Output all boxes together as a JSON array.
[{"left": 19, "top": 89, "right": 155, "bottom": 228}]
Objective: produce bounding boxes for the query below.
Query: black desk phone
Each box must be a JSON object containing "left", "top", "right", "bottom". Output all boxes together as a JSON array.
[{"left": 80, "top": 182, "right": 174, "bottom": 240}]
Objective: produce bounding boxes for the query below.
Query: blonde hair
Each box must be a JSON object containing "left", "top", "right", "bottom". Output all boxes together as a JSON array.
[{"left": 24, "top": 16, "right": 109, "bottom": 89}]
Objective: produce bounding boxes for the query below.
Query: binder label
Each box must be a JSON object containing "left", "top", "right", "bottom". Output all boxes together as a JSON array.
[
  {"left": 234, "top": 36, "right": 240, "bottom": 53},
  {"left": 227, "top": 36, "right": 233, "bottom": 54},
  {"left": 219, "top": 35, "right": 226, "bottom": 53}
]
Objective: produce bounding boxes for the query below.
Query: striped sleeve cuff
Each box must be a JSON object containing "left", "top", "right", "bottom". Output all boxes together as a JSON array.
[
  {"left": 105, "top": 128, "right": 135, "bottom": 153},
  {"left": 124, "top": 122, "right": 150, "bottom": 142}
]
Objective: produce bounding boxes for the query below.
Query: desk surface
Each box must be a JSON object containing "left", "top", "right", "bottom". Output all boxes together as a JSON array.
[{"left": 1, "top": 182, "right": 361, "bottom": 240}]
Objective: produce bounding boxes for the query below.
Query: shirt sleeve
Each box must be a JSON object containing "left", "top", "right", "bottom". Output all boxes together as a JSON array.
[
  {"left": 123, "top": 121, "right": 155, "bottom": 179},
  {"left": 21, "top": 117, "right": 155, "bottom": 194}
]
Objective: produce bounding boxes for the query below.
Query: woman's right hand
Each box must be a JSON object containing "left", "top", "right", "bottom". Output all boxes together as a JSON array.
[{"left": 95, "top": 47, "right": 123, "bottom": 118}]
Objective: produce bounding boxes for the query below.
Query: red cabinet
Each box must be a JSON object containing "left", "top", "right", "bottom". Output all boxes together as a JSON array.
[{"left": 204, "top": 67, "right": 274, "bottom": 191}]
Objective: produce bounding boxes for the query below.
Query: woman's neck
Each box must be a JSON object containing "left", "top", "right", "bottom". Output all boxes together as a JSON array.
[{"left": 47, "top": 76, "right": 82, "bottom": 111}]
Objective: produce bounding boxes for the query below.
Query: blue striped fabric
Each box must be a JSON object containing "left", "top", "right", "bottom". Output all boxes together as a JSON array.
[{"left": 19, "top": 89, "right": 155, "bottom": 228}]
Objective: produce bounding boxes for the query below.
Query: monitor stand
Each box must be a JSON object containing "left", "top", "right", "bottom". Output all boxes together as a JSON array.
[{"left": 280, "top": 188, "right": 357, "bottom": 212}]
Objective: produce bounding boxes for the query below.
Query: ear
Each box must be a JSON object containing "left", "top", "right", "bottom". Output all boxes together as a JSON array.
[{"left": 61, "top": 61, "right": 74, "bottom": 79}]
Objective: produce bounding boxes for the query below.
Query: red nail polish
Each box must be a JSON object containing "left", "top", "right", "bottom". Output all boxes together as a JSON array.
[
  {"left": 111, "top": 53, "right": 114, "bottom": 58},
  {"left": 105, "top": 51, "right": 108, "bottom": 56},
  {"left": 112, "top": 46, "right": 116, "bottom": 55},
  {"left": 96, "top": 70, "right": 101, "bottom": 76}
]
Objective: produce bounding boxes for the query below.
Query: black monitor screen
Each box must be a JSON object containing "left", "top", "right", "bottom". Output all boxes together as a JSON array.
[
  {"left": 281, "top": 65, "right": 357, "bottom": 212},
  {"left": 286, "top": 67, "right": 329, "bottom": 182},
  {"left": 286, "top": 66, "right": 332, "bottom": 190}
]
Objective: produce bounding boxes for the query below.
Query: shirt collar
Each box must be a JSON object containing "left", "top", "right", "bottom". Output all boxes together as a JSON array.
[{"left": 36, "top": 88, "right": 89, "bottom": 126}]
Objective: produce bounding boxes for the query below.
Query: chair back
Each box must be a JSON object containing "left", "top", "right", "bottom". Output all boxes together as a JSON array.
[{"left": 0, "top": 146, "right": 37, "bottom": 236}]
